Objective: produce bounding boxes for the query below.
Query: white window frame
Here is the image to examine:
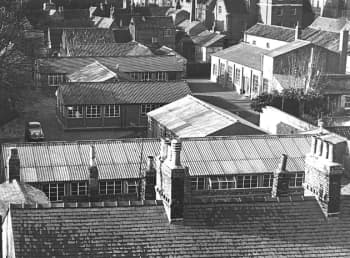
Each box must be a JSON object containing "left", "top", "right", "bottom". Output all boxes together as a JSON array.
[
  {"left": 71, "top": 181, "right": 88, "bottom": 196},
  {"left": 43, "top": 183, "right": 65, "bottom": 201},
  {"left": 104, "top": 104, "right": 120, "bottom": 118},
  {"left": 252, "top": 75, "right": 259, "bottom": 92},
  {"left": 262, "top": 174, "right": 274, "bottom": 188},
  {"left": 67, "top": 105, "right": 83, "bottom": 118},
  {"left": 292, "top": 7, "right": 297, "bottom": 15},
  {"left": 86, "top": 105, "right": 101, "bottom": 118},
  {"left": 48, "top": 74, "right": 65, "bottom": 87},
  {"left": 289, "top": 172, "right": 304, "bottom": 187},
  {"left": 209, "top": 176, "right": 236, "bottom": 190},
  {"left": 141, "top": 104, "right": 160, "bottom": 117},
  {"left": 152, "top": 37, "right": 158, "bottom": 43},
  {"left": 343, "top": 95, "right": 350, "bottom": 109},
  {"left": 234, "top": 68, "right": 241, "bottom": 82},
  {"left": 213, "top": 64, "right": 217, "bottom": 76},
  {"left": 126, "top": 180, "right": 138, "bottom": 194},
  {"left": 99, "top": 180, "right": 122, "bottom": 195},
  {"left": 228, "top": 65, "right": 233, "bottom": 82},
  {"left": 191, "top": 177, "right": 205, "bottom": 191},
  {"left": 157, "top": 71, "right": 168, "bottom": 81},
  {"left": 237, "top": 175, "right": 258, "bottom": 189}
]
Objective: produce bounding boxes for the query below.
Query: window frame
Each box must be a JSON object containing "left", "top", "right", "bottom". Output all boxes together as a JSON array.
[
  {"left": 140, "top": 104, "right": 161, "bottom": 117},
  {"left": 191, "top": 177, "right": 205, "bottom": 191},
  {"left": 48, "top": 74, "right": 65, "bottom": 87},
  {"left": 43, "top": 183, "right": 65, "bottom": 201},
  {"left": 262, "top": 174, "right": 274, "bottom": 188},
  {"left": 234, "top": 68, "right": 241, "bottom": 82},
  {"left": 67, "top": 105, "right": 83, "bottom": 118},
  {"left": 126, "top": 180, "right": 138, "bottom": 194},
  {"left": 252, "top": 74, "right": 259, "bottom": 92},
  {"left": 104, "top": 104, "right": 120, "bottom": 118},
  {"left": 71, "top": 181, "right": 88, "bottom": 196},
  {"left": 289, "top": 172, "right": 304, "bottom": 187},
  {"left": 227, "top": 65, "right": 233, "bottom": 82},
  {"left": 99, "top": 180, "right": 122, "bottom": 195},
  {"left": 86, "top": 105, "right": 101, "bottom": 118}
]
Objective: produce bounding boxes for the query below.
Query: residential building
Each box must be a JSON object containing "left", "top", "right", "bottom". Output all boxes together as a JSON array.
[
  {"left": 211, "top": 40, "right": 341, "bottom": 98},
  {"left": 56, "top": 81, "right": 191, "bottom": 129},
  {"left": 129, "top": 16, "right": 176, "bottom": 49},
  {"left": 257, "top": 0, "right": 303, "bottom": 27},
  {"left": 148, "top": 95, "right": 267, "bottom": 137},
  {"left": 34, "top": 55, "right": 184, "bottom": 88},
  {"left": 3, "top": 133, "right": 350, "bottom": 257},
  {"left": 153, "top": 45, "right": 187, "bottom": 75}
]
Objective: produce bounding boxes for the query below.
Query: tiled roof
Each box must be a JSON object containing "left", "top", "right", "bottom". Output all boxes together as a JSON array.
[
  {"left": 1, "top": 135, "right": 311, "bottom": 182},
  {"left": 212, "top": 42, "right": 270, "bottom": 71},
  {"left": 181, "top": 20, "right": 207, "bottom": 37},
  {"left": 58, "top": 81, "right": 191, "bottom": 105},
  {"left": 10, "top": 196, "right": 350, "bottom": 257},
  {"left": 310, "top": 17, "right": 350, "bottom": 33},
  {"left": 326, "top": 126, "right": 350, "bottom": 139},
  {"left": 265, "top": 40, "right": 312, "bottom": 57},
  {"left": 245, "top": 23, "right": 342, "bottom": 52},
  {"left": 63, "top": 27, "right": 116, "bottom": 46},
  {"left": 91, "top": 16, "right": 115, "bottom": 29},
  {"left": 37, "top": 56, "right": 183, "bottom": 74},
  {"left": 67, "top": 42, "right": 153, "bottom": 56},
  {"left": 191, "top": 30, "right": 226, "bottom": 47},
  {"left": 132, "top": 16, "right": 175, "bottom": 30},
  {"left": 148, "top": 95, "right": 266, "bottom": 137},
  {"left": 0, "top": 180, "right": 48, "bottom": 218},
  {"left": 67, "top": 61, "right": 117, "bottom": 82}
]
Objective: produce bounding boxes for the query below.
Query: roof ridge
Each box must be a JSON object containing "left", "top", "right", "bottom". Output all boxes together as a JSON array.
[{"left": 10, "top": 200, "right": 163, "bottom": 209}]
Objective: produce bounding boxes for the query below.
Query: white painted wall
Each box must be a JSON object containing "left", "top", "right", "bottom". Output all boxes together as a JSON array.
[{"left": 245, "top": 34, "right": 289, "bottom": 50}]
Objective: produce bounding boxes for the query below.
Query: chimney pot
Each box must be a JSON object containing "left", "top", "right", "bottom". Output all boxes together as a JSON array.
[
  {"left": 160, "top": 138, "right": 170, "bottom": 161},
  {"left": 339, "top": 30, "right": 348, "bottom": 74},
  {"left": 295, "top": 21, "right": 301, "bottom": 40},
  {"left": 7, "top": 148, "right": 20, "bottom": 182},
  {"left": 166, "top": 140, "right": 172, "bottom": 162},
  {"left": 171, "top": 139, "right": 182, "bottom": 167},
  {"left": 316, "top": 138, "right": 323, "bottom": 156},
  {"left": 279, "top": 154, "right": 287, "bottom": 171},
  {"left": 147, "top": 156, "right": 154, "bottom": 170}
]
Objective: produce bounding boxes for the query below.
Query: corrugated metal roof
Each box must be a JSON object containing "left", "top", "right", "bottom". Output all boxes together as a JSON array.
[
  {"left": 1, "top": 135, "right": 314, "bottom": 182},
  {"left": 67, "top": 61, "right": 117, "bottom": 82}
]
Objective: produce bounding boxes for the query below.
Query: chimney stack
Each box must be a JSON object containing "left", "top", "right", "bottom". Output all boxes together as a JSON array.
[
  {"left": 160, "top": 138, "right": 170, "bottom": 161},
  {"left": 170, "top": 139, "right": 182, "bottom": 168},
  {"left": 89, "top": 145, "right": 99, "bottom": 201},
  {"left": 271, "top": 154, "right": 290, "bottom": 198},
  {"left": 295, "top": 22, "right": 302, "bottom": 40},
  {"left": 190, "top": 0, "right": 197, "bottom": 22},
  {"left": 110, "top": 6, "right": 115, "bottom": 19},
  {"left": 141, "top": 156, "right": 156, "bottom": 200},
  {"left": 7, "top": 148, "right": 20, "bottom": 182},
  {"left": 338, "top": 29, "right": 348, "bottom": 74},
  {"left": 47, "top": 27, "right": 52, "bottom": 49}
]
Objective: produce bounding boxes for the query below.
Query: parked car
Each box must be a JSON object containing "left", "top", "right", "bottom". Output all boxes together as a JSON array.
[{"left": 25, "top": 121, "right": 45, "bottom": 142}]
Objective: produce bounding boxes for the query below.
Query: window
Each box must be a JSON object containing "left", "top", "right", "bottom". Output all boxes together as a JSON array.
[
  {"left": 266, "top": 42, "right": 270, "bottom": 48},
  {"left": 276, "top": 7, "right": 283, "bottom": 16},
  {"left": 86, "top": 105, "right": 101, "bottom": 118},
  {"left": 140, "top": 104, "right": 160, "bottom": 117},
  {"left": 43, "top": 183, "right": 65, "bottom": 201},
  {"left": 127, "top": 180, "right": 138, "bottom": 193},
  {"left": 140, "top": 72, "right": 151, "bottom": 81},
  {"left": 228, "top": 65, "right": 233, "bottom": 82},
  {"left": 213, "top": 64, "right": 217, "bottom": 76},
  {"left": 219, "top": 63, "right": 225, "bottom": 76},
  {"left": 291, "top": 7, "right": 297, "bottom": 15},
  {"left": 105, "top": 104, "right": 120, "bottom": 118},
  {"left": 343, "top": 96, "right": 350, "bottom": 109},
  {"left": 191, "top": 177, "right": 205, "bottom": 190},
  {"left": 99, "top": 180, "right": 122, "bottom": 195},
  {"left": 71, "top": 182, "right": 88, "bottom": 196},
  {"left": 289, "top": 172, "right": 304, "bottom": 187},
  {"left": 157, "top": 71, "right": 168, "bottom": 81},
  {"left": 263, "top": 174, "right": 274, "bottom": 187},
  {"left": 263, "top": 79, "right": 269, "bottom": 92},
  {"left": 252, "top": 40, "right": 256, "bottom": 45},
  {"left": 209, "top": 176, "right": 236, "bottom": 190},
  {"left": 218, "top": 5, "right": 222, "bottom": 14},
  {"left": 67, "top": 105, "right": 83, "bottom": 118},
  {"left": 152, "top": 37, "right": 158, "bottom": 43},
  {"left": 237, "top": 175, "right": 258, "bottom": 189},
  {"left": 252, "top": 75, "right": 259, "bottom": 92},
  {"left": 234, "top": 68, "right": 241, "bottom": 82},
  {"left": 48, "top": 74, "right": 65, "bottom": 87}
]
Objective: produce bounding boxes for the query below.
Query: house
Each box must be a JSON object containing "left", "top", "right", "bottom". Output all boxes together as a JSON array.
[
  {"left": 129, "top": 16, "right": 176, "bottom": 49},
  {"left": 147, "top": 95, "right": 267, "bottom": 137},
  {"left": 309, "top": 16, "right": 350, "bottom": 33},
  {"left": 65, "top": 42, "right": 153, "bottom": 57},
  {"left": 153, "top": 45, "right": 187, "bottom": 75},
  {"left": 56, "top": 81, "right": 191, "bottom": 129},
  {"left": 245, "top": 23, "right": 350, "bottom": 73},
  {"left": 3, "top": 133, "right": 350, "bottom": 257},
  {"left": 211, "top": 30, "right": 347, "bottom": 98},
  {"left": 34, "top": 55, "right": 184, "bottom": 87},
  {"left": 257, "top": 0, "right": 303, "bottom": 27}
]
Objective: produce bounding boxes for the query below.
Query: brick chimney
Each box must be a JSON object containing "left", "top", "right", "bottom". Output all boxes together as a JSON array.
[
  {"left": 305, "top": 134, "right": 346, "bottom": 216},
  {"left": 271, "top": 154, "right": 290, "bottom": 198},
  {"left": 88, "top": 145, "right": 99, "bottom": 201},
  {"left": 338, "top": 29, "right": 348, "bottom": 74},
  {"left": 141, "top": 156, "right": 156, "bottom": 200},
  {"left": 7, "top": 148, "right": 20, "bottom": 182},
  {"left": 190, "top": 0, "right": 197, "bottom": 21},
  {"left": 155, "top": 139, "right": 188, "bottom": 222}
]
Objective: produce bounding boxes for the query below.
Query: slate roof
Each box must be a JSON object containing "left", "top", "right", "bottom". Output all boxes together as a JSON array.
[
  {"left": 37, "top": 56, "right": 183, "bottom": 74},
  {"left": 63, "top": 27, "right": 116, "bottom": 46},
  {"left": 67, "top": 42, "right": 153, "bottom": 56},
  {"left": 58, "top": 81, "right": 191, "bottom": 105},
  {"left": 10, "top": 195, "right": 350, "bottom": 257},
  {"left": 310, "top": 16, "right": 350, "bottom": 33},
  {"left": 1, "top": 135, "right": 311, "bottom": 182},
  {"left": 91, "top": 16, "right": 115, "bottom": 29},
  {"left": 327, "top": 126, "right": 350, "bottom": 139},
  {"left": 148, "top": 95, "right": 266, "bottom": 137},
  {"left": 212, "top": 42, "right": 270, "bottom": 71},
  {"left": 0, "top": 180, "right": 49, "bottom": 218},
  {"left": 191, "top": 30, "right": 226, "bottom": 47},
  {"left": 245, "top": 23, "right": 342, "bottom": 53},
  {"left": 67, "top": 61, "right": 117, "bottom": 82},
  {"left": 265, "top": 40, "right": 312, "bottom": 57},
  {"left": 180, "top": 20, "right": 207, "bottom": 37}
]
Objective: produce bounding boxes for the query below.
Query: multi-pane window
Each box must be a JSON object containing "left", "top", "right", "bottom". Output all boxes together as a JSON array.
[
  {"left": 127, "top": 180, "right": 138, "bottom": 193},
  {"left": 262, "top": 79, "right": 269, "bottom": 93},
  {"left": 213, "top": 64, "right": 217, "bottom": 76},
  {"left": 99, "top": 180, "right": 122, "bottom": 195},
  {"left": 228, "top": 65, "right": 233, "bottom": 82},
  {"left": 344, "top": 96, "right": 350, "bottom": 109},
  {"left": 263, "top": 174, "right": 274, "bottom": 187},
  {"left": 140, "top": 104, "right": 160, "bottom": 117},
  {"left": 234, "top": 68, "right": 241, "bottom": 82},
  {"left": 219, "top": 63, "right": 225, "bottom": 76},
  {"left": 86, "top": 105, "right": 101, "bottom": 118},
  {"left": 157, "top": 71, "right": 168, "bottom": 81},
  {"left": 48, "top": 74, "right": 65, "bottom": 86},
  {"left": 71, "top": 182, "right": 88, "bottom": 196},
  {"left": 237, "top": 175, "right": 258, "bottom": 188},
  {"left": 289, "top": 172, "right": 304, "bottom": 187},
  {"left": 67, "top": 105, "right": 83, "bottom": 118},
  {"left": 105, "top": 104, "right": 120, "bottom": 118},
  {"left": 209, "top": 176, "right": 236, "bottom": 190},
  {"left": 218, "top": 5, "right": 222, "bottom": 14},
  {"left": 129, "top": 72, "right": 168, "bottom": 81},
  {"left": 252, "top": 75, "right": 259, "bottom": 92},
  {"left": 43, "top": 183, "right": 65, "bottom": 201},
  {"left": 191, "top": 177, "right": 205, "bottom": 191}
]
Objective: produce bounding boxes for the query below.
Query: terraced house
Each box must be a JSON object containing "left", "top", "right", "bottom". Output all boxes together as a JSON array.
[{"left": 2, "top": 133, "right": 350, "bottom": 257}]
